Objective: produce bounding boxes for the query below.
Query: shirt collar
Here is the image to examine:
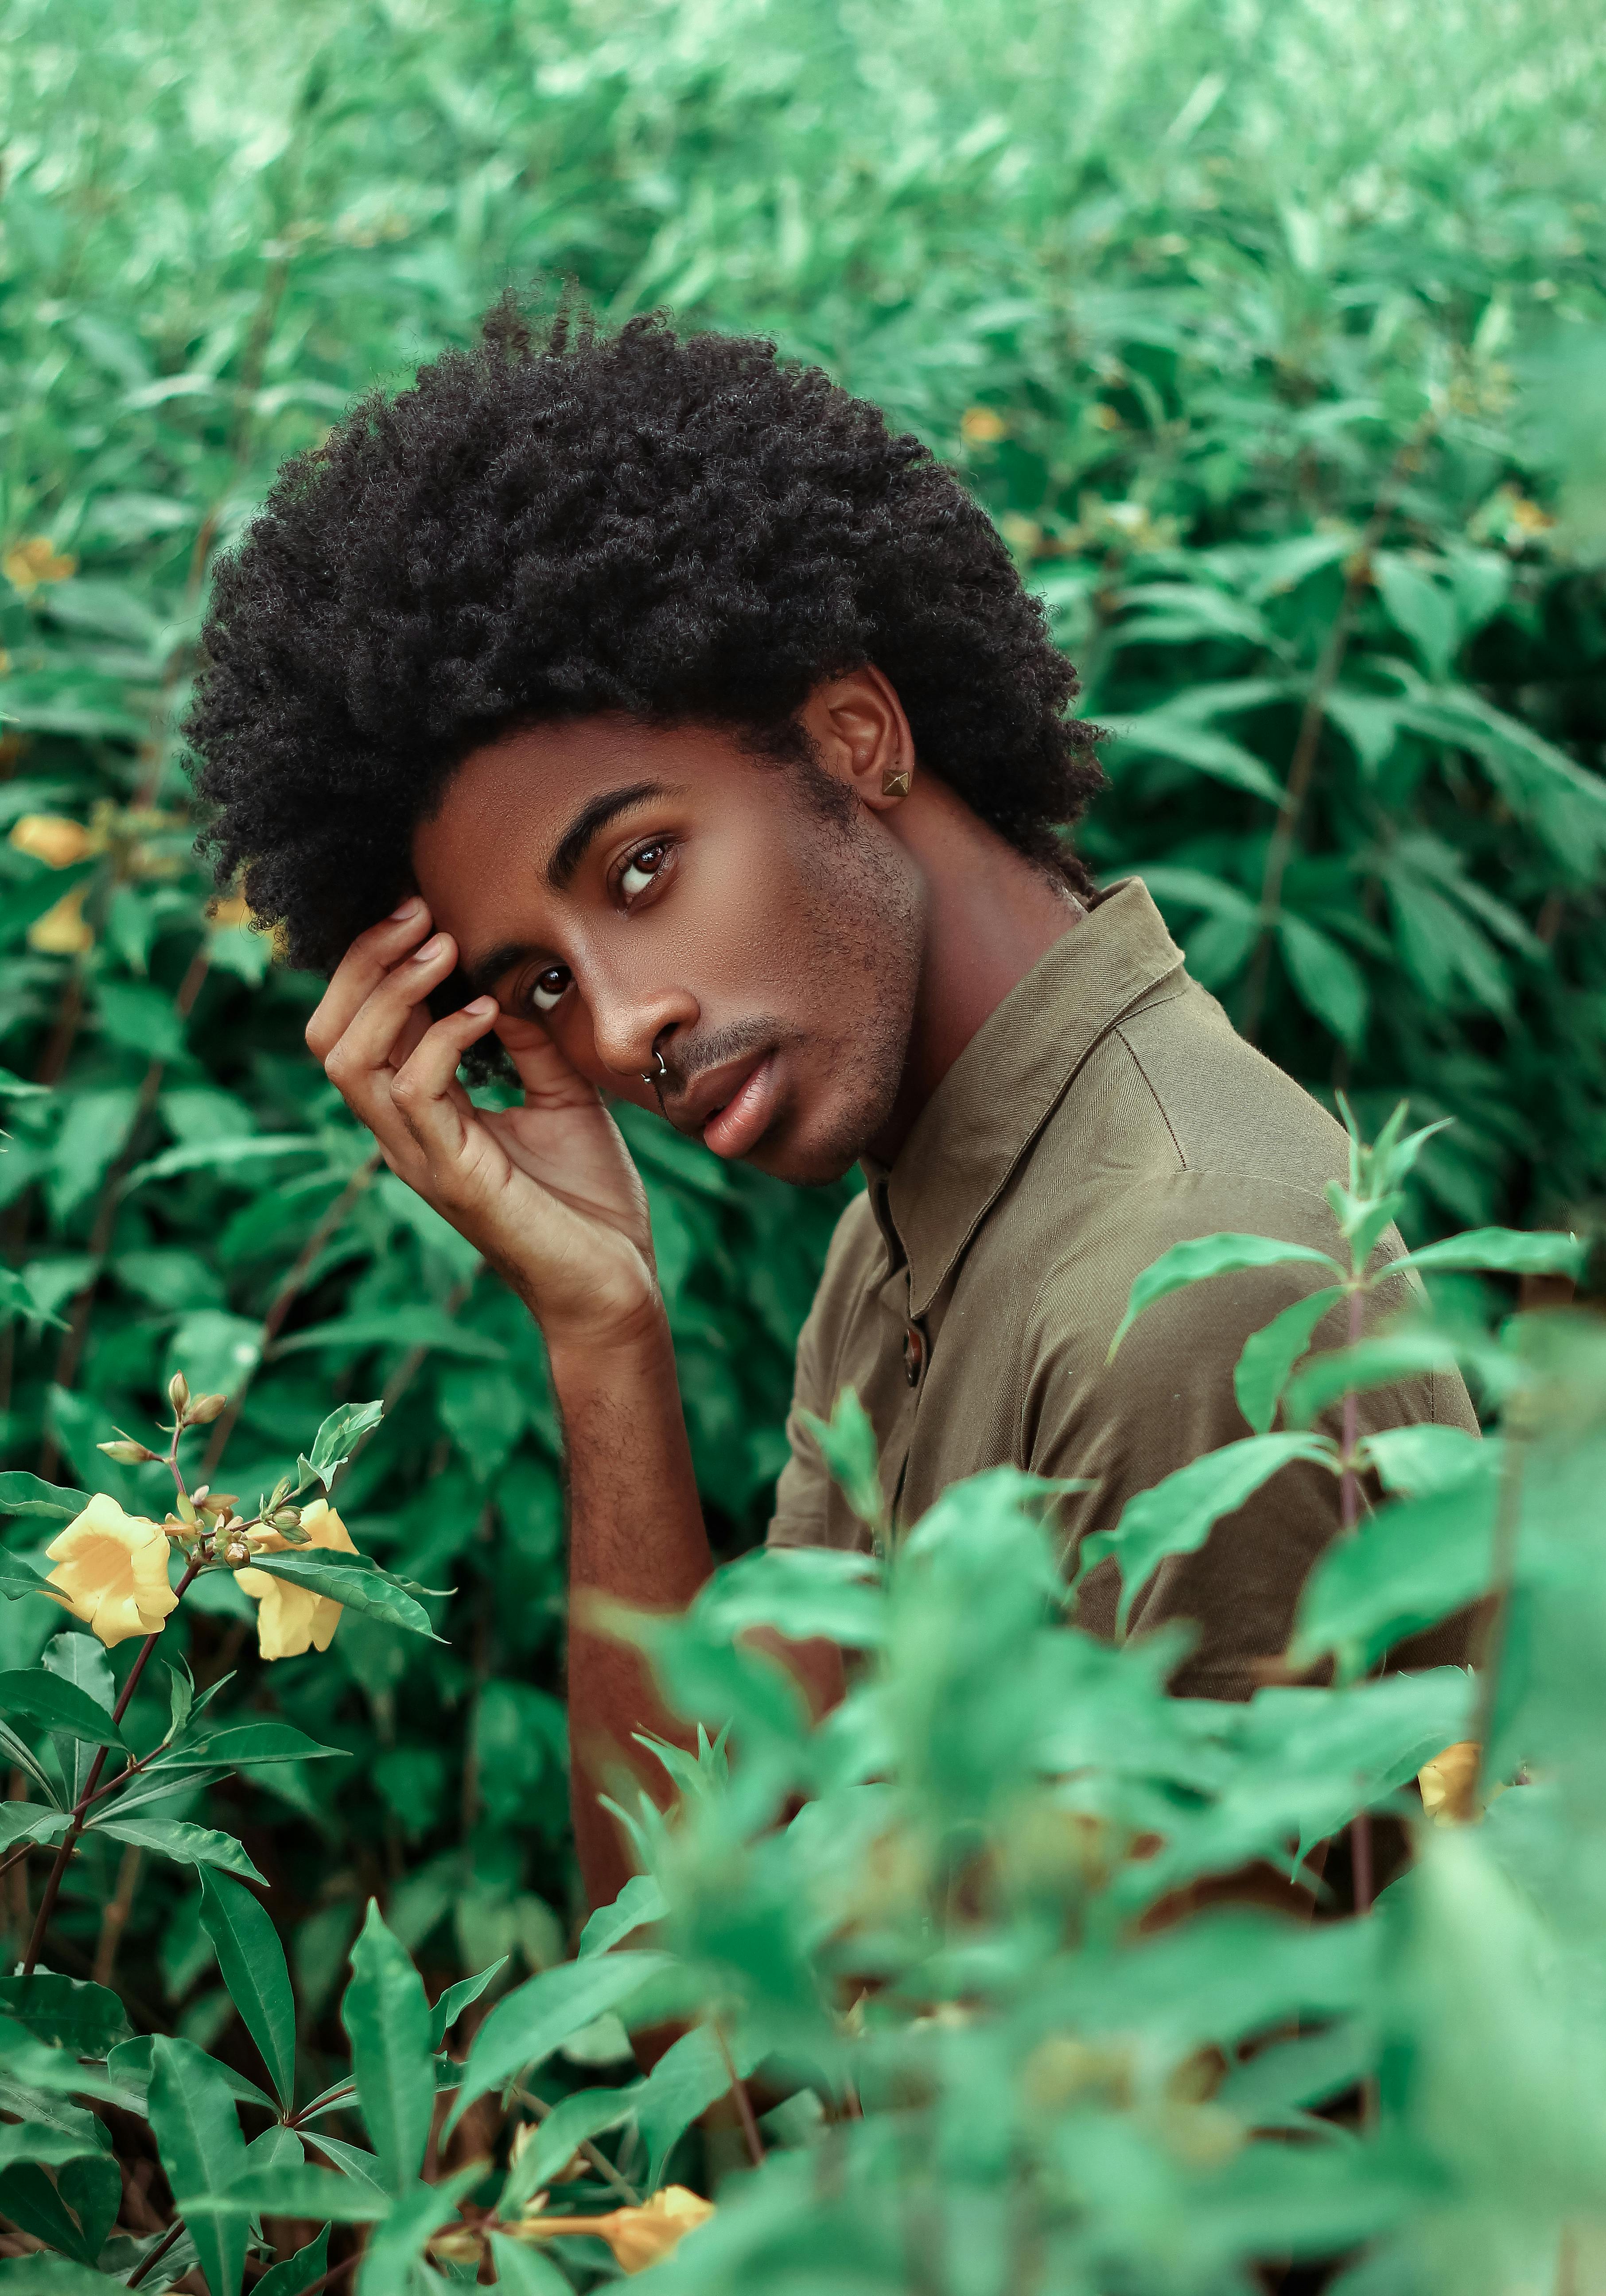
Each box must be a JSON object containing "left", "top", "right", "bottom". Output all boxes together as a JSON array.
[{"left": 864, "top": 878, "right": 1185, "bottom": 1318}]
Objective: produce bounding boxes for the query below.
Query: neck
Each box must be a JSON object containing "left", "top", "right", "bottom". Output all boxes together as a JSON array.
[{"left": 867, "top": 776, "right": 1084, "bottom": 1166}]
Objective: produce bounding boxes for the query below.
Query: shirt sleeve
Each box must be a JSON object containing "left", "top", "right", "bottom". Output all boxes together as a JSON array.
[{"left": 1021, "top": 1172, "right": 1480, "bottom": 1699}]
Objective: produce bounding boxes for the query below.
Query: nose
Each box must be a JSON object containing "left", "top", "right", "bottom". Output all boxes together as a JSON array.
[{"left": 583, "top": 960, "right": 696, "bottom": 1086}]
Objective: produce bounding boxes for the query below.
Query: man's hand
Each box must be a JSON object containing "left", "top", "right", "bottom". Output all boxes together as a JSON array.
[{"left": 307, "top": 900, "right": 658, "bottom": 1352}]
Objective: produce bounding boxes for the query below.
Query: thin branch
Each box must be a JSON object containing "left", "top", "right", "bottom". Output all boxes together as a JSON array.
[
  {"left": 125, "top": 2215, "right": 185, "bottom": 2288},
  {"left": 712, "top": 2020, "right": 765, "bottom": 2171},
  {"left": 201, "top": 1148, "right": 384, "bottom": 1480},
  {"left": 1240, "top": 414, "right": 1439, "bottom": 1047},
  {"left": 21, "top": 1556, "right": 202, "bottom": 1975},
  {"left": 510, "top": 2084, "right": 640, "bottom": 2204}
]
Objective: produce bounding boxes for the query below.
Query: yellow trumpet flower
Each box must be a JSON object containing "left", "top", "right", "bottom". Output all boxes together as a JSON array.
[
  {"left": 9, "top": 814, "right": 92, "bottom": 868},
  {"left": 45, "top": 1494, "right": 179, "bottom": 1648},
  {"left": 27, "top": 886, "right": 94, "bottom": 954},
  {"left": 3, "top": 536, "right": 77, "bottom": 593},
  {"left": 237, "top": 1497, "right": 358, "bottom": 1661},
  {"left": 514, "top": 2186, "right": 716, "bottom": 2274}
]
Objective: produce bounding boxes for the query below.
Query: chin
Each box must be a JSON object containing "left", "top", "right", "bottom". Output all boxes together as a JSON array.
[{"left": 752, "top": 1089, "right": 886, "bottom": 1188}]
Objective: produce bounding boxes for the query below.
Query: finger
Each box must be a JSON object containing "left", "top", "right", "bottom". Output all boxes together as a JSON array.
[
  {"left": 321, "top": 931, "right": 460, "bottom": 1110},
  {"left": 390, "top": 998, "right": 502, "bottom": 1160},
  {"left": 305, "top": 897, "right": 433, "bottom": 1061},
  {"left": 493, "top": 1012, "right": 605, "bottom": 1109}
]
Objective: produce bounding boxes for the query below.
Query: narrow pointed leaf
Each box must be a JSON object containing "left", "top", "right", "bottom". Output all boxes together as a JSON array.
[
  {"left": 342, "top": 1899, "right": 436, "bottom": 2191},
  {"left": 486, "top": 2233, "right": 573, "bottom": 2292},
  {"left": 428, "top": 1956, "right": 508, "bottom": 2050},
  {"left": 243, "top": 1550, "right": 437, "bottom": 1637},
  {"left": 89, "top": 1814, "right": 267, "bottom": 1882},
  {"left": 0, "top": 1671, "right": 128, "bottom": 1749},
  {"left": 1108, "top": 1236, "right": 1341, "bottom": 1360},
  {"left": 578, "top": 1873, "right": 668, "bottom": 1960},
  {"left": 305, "top": 1399, "right": 385, "bottom": 1487},
  {"left": 446, "top": 1951, "right": 671, "bottom": 2135},
  {"left": 148, "top": 2034, "right": 249, "bottom": 2296},
  {"left": 198, "top": 1868, "right": 298, "bottom": 2112},
  {"left": 1234, "top": 1286, "right": 1348, "bottom": 1434},
  {"left": 185, "top": 2162, "right": 393, "bottom": 2220},
  {"left": 253, "top": 2226, "right": 331, "bottom": 2296},
  {"left": 1394, "top": 1226, "right": 1587, "bottom": 1280},
  {"left": 1079, "top": 1434, "right": 1338, "bottom": 1633},
  {"left": 0, "top": 1473, "right": 90, "bottom": 1521}
]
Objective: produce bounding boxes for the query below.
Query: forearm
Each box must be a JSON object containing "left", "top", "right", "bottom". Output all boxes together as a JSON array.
[{"left": 551, "top": 1311, "right": 713, "bottom": 1913}]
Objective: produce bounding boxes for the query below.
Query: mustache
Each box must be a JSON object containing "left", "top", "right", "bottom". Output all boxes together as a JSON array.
[{"left": 658, "top": 1018, "right": 785, "bottom": 1098}]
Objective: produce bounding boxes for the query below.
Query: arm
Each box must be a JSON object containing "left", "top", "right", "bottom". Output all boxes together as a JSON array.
[{"left": 306, "top": 903, "right": 719, "bottom": 1913}]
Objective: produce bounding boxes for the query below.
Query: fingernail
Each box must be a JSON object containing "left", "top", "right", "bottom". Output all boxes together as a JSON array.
[
  {"left": 410, "top": 932, "right": 447, "bottom": 962},
  {"left": 390, "top": 895, "right": 423, "bottom": 920},
  {"left": 464, "top": 996, "right": 496, "bottom": 1016}
]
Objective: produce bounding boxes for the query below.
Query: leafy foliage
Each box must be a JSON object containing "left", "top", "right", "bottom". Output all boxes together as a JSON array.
[{"left": 2, "top": 0, "right": 1606, "bottom": 2284}]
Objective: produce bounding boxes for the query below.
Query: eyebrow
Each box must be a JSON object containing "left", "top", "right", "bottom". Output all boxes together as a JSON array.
[
  {"left": 456, "top": 779, "right": 674, "bottom": 1000},
  {"left": 547, "top": 780, "right": 669, "bottom": 892}
]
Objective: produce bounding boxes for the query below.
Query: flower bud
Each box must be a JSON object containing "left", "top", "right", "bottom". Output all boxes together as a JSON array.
[
  {"left": 98, "top": 1438, "right": 157, "bottom": 1465},
  {"left": 175, "top": 1492, "right": 199, "bottom": 1528},
  {"left": 271, "top": 1507, "right": 303, "bottom": 1532},
  {"left": 222, "top": 1536, "right": 253, "bottom": 1568},
  {"left": 168, "top": 1370, "right": 191, "bottom": 1416},
  {"left": 268, "top": 1475, "right": 293, "bottom": 1510},
  {"left": 198, "top": 1491, "right": 238, "bottom": 1518},
  {"left": 187, "top": 1392, "right": 228, "bottom": 1424}
]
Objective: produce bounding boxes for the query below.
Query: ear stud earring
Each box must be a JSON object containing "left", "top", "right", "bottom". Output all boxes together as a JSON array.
[{"left": 881, "top": 768, "right": 912, "bottom": 799}]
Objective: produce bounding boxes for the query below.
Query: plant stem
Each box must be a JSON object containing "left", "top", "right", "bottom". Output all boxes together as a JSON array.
[
  {"left": 712, "top": 2019, "right": 765, "bottom": 2170},
  {"left": 510, "top": 2084, "right": 640, "bottom": 2204},
  {"left": 201, "top": 1148, "right": 383, "bottom": 1480},
  {"left": 1338, "top": 1284, "right": 1374, "bottom": 1911},
  {"left": 1240, "top": 415, "right": 1438, "bottom": 1047},
  {"left": 126, "top": 2216, "right": 186, "bottom": 2288},
  {"left": 92, "top": 1841, "right": 142, "bottom": 1986},
  {"left": 1464, "top": 1432, "right": 1528, "bottom": 1818},
  {"left": 21, "top": 1557, "right": 202, "bottom": 1976}
]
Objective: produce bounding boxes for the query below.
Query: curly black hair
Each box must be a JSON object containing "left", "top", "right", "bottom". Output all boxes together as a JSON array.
[{"left": 186, "top": 300, "right": 1104, "bottom": 973}]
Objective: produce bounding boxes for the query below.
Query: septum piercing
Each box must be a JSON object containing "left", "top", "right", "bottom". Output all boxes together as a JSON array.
[{"left": 642, "top": 1049, "right": 668, "bottom": 1087}]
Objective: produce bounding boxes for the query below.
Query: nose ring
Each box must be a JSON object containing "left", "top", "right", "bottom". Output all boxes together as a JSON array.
[{"left": 642, "top": 1049, "right": 667, "bottom": 1087}]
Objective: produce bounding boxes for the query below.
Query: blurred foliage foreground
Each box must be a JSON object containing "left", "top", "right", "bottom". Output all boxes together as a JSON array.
[
  {"left": 0, "top": 1108, "right": 1599, "bottom": 2295},
  {"left": 3, "top": 0, "right": 1606, "bottom": 2283}
]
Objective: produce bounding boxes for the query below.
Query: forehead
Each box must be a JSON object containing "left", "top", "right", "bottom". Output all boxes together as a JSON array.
[{"left": 416, "top": 718, "right": 753, "bottom": 880}]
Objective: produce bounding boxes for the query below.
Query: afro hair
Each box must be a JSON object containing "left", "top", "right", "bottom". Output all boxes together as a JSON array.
[{"left": 186, "top": 300, "right": 1104, "bottom": 973}]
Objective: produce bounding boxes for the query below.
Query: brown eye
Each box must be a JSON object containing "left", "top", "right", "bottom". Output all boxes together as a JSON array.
[
  {"left": 529, "top": 965, "right": 572, "bottom": 1015},
  {"left": 619, "top": 841, "right": 670, "bottom": 903}
]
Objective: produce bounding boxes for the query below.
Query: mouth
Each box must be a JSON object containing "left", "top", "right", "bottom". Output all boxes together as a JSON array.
[{"left": 682, "top": 1050, "right": 781, "bottom": 1161}]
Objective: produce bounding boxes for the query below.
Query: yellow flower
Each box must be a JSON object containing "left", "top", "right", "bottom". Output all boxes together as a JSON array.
[
  {"left": 27, "top": 886, "right": 93, "bottom": 954},
  {"left": 3, "top": 536, "right": 77, "bottom": 593},
  {"left": 517, "top": 2186, "right": 715, "bottom": 2274},
  {"left": 1419, "top": 1739, "right": 1482, "bottom": 1824},
  {"left": 237, "top": 1497, "right": 358, "bottom": 1661},
  {"left": 9, "top": 814, "right": 91, "bottom": 868},
  {"left": 960, "top": 405, "right": 1007, "bottom": 446},
  {"left": 46, "top": 1494, "right": 179, "bottom": 1648}
]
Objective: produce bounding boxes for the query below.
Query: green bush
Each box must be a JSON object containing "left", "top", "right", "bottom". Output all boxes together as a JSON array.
[
  {"left": 0, "top": 1111, "right": 1597, "bottom": 2292},
  {"left": 2, "top": 0, "right": 1606, "bottom": 2280}
]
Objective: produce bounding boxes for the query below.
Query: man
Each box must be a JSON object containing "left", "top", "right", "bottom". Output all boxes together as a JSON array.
[{"left": 187, "top": 305, "right": 1474, "bottom": 1912}]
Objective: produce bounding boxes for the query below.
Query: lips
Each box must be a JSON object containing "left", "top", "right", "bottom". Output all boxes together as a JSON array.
[{"left": 682, "top": 1051, "right": 780, "bottom": 1161}]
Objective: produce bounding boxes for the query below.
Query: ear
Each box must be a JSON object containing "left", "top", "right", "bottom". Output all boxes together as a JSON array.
[{"left": 798, "top": 667, "right": 916, "bottom": 812}]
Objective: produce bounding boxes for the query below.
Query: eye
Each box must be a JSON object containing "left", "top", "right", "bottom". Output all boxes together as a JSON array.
[
  {"left": 618, "top": 839, "right": 672, "bottom": 905},
  {"left": 528, "top": 964, "right": 572, "bottom": 1015}
]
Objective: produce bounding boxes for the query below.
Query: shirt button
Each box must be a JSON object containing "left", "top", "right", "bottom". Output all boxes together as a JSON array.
[{"left": 903, "top": 1323, "right": 925, "bottom": 1387}]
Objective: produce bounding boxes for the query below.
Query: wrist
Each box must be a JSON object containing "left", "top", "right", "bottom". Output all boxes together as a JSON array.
[{"left": 543, "top": 1294, "right": 675, "bottom": 1397}]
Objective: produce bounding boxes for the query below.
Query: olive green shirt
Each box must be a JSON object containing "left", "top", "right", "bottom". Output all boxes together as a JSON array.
[{"left": 767, "top": 879, "right": 1476, "bottom": 1698}]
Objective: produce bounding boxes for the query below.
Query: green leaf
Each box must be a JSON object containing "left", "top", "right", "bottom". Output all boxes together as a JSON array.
[
  {"left": 0, "top": 1669, "right": 129, "bottom": 1749},
  {"left": 694, "top": 1544, "right": 886, "bottom": 1648},
  {"left": 1234, "top": 1285, "right": 1348, "bottom": 1434},
  {"left": 89, "top": 1814, "right": 268, "bottom": 1883},
  {"left": 148, "top": 2034, "right": 249, "bottom": 2296},
  {"left": 241, "top": 1551, "right": 438, "bottom": 1638},
  {"left": 1104, "top": 710, "right": 1285, "bottom": 803},
  {"left": 0, "top": 2119, "right": 106, "bottom": 2170},
  {"left": 156, "top": 1719, "right": 348, "bottom": 1771},
  {"left": 578, "top": 1873, "right": 668, "bottom": 1960},
  {"left": 342, "top": 1900, "right": 436, "bottom": 2192},
  {"left": 55, "top": 2151, "right": 121, "bottom": 2263},
  {"left": 107, "top": 2033, "right": 278, "bottom": 2115},
  {"left": 798, "top": 1386, "right": 885, "bottom": 1534},
  {"left": 1291, "top": 1481, "right": 1499, "bottom": 1673},
  {"left": 0, "top": 1550, "right": 54, "bottom": 1600},
  {"left": 198, "top": 1869, "right": 298, "bottom": 2113},
  {"left": 428, "top": 1956, "right": 508, "bottom": 2050},
  {"left": 1079, "top": 1434, "right": 1338, "bottom": 1634},
  {"left": 1276, "top": 915, "right": 1370, "bottom": 1050},
  {"left": 1394, "top": 1226, "right": 1587, "bottom": 1280},
  {"left": 0, "top": 1974, "right": 130, "bottom": 2055},
  {"left": 273, "top": 1310, "right": 507, "bottom": 1364},
  {"left": 354, "top": 2164, "right": 484, "bottom": 2296},
  {"left": 1282, "top": 1328, "right": 1466, "bottom": 1428},
  {"left": 633, "top": 2020, "right": 762, "bottom": 2191},
  {"left": 0, "top": 1474, "right": 89, "bottom": 1521},
  {"left": 499, "top": 2086, "right": 634, "bottom": 2215},
  {"left": 304, "top": 1399, "right": 385, "bottom": 1489},
  {"left": 253, "top": 2226, "right": 331, "bottom": 2296},
  {"left": 184, "top": 2163, "right": 393, "bottom": 2221},
  {"left": 0, "top": 2157, "right": 114, "bottom": 2265},
  {"left": 1108, "top": 1235, "right": 1342, "bottom": 1359},
  {"left": 486, "top": 2233, "right": 573, "bottom": 2292},
  {"left": 126, "top": 1134, "right": 326, "bottom": 1190},
  {"left": 1359, "top": 1425, "right": 1491, "bottom": 1497},
  {"left": 0, "top": 1801, "right": 71, "bottom": 1850},
  {"left": 446, "top": 1952, "right": 672, "bottom": 2136},
  {"left": 0, "top": 2253, "right": 125, "bottom": 2293}
]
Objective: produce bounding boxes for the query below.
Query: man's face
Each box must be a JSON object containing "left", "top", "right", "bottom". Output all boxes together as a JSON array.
[{"left": 411, "top": 712, "right": 925, "bottom": 1184}]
